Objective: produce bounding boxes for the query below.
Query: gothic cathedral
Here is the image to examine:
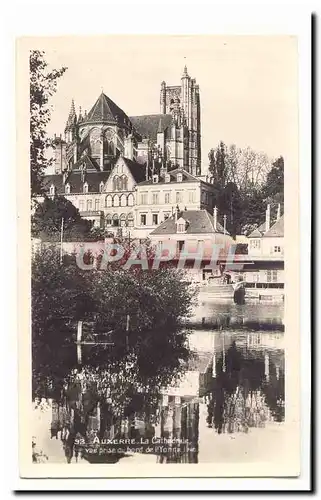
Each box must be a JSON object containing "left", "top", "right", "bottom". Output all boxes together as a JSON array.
[{"left": 53, "top": 66, "right": 201, "bottom": 177}]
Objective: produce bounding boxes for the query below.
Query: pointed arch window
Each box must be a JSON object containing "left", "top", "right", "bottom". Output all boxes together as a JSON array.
[
  {"left": 127, "top": 193, "right": 134, "bottom": 206},
  {"left": 106, "top": 213, "right": 112, "bottom": 226},
  {"left": 113, "top": 195, "right": 120, "bottom": 207},
  {"left": 120, "top": 213, "right": 127, "bottom": 227},
  {"left": 83, "top": 182, "right": 88, "bottom": 194},
  {"left": 105, "top": 195, "right": 113, "bottom": 207},
  {"left": 49, "top": 184, "right": 55, "bottom": 196},
  {"left": 127, "top": 212, "right": 134, "bottom": 227}
]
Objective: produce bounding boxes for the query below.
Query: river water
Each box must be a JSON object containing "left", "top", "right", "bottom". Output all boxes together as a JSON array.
[{"left": 39, "top": 300, "right": 285, "bottom": 464}]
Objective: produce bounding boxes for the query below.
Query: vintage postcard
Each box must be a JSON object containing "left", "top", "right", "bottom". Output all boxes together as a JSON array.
[{"left": 17, "top": 34, "right": 302, "bottom": 480}]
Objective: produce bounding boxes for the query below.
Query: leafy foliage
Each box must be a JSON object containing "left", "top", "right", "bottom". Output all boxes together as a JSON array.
[
  {"left": 32, "top": 247, "right": 195, "bottom": 418},
  {"left": 207, "top": 142, "right": 284, "bottom": 236},
  {"left": 30, "top": 50, "right": 67, "bottom": 197},
  {"left": 32, "top": 195, "right": 105, "bottom": 242}
]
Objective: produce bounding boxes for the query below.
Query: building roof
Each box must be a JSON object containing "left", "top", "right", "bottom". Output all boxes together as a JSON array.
[
  {"left": 138, "top": 168, "right": 199, "bottom": 186},
  {"left": 263, "top": 215, "right": 284, "bottom": 238},
  {"left": 129, "top": 114, "right": 173, "bottom": 140},
  {"left": 83, "top": 92, "right": 130, "bottom": 126},
  {"left": 43, "top": 170, "right": 110, "bottom": 194},
  {"left": 248, "top": 221, "right": 267, "bottom": 238},
  {"left": 122, "top": 157, "right": 147, "bottom": 183},
  {"left": 150, "top": 209, "right": 228, "bottom": 236}
]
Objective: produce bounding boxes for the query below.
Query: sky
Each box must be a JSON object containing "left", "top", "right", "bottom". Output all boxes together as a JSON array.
[{"left": 39, "top": 35, "right": 298, "bottom": 173}]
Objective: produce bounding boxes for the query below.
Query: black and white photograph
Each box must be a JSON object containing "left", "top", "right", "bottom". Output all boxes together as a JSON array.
[{"left": 15, "top": 34, "right": 303, "bottom": 479}]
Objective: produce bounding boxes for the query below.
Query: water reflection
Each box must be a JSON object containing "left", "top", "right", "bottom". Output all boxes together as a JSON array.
[
  {"left": 203, "top": 332, "right": 285, "bottom": 436},
  {"left": 49, "top": 304, "right": 285, "bottom": 464}
]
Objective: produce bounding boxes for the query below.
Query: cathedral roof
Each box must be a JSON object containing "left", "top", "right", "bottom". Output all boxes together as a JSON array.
[
  {"left": 150, "top": 210, "right": 228, "bottom": 236},
  {"left": 129, "top": 114, "right": 172, "bottom": 140},
  {"left": 83, "top": 92, "right": 131, "bottom": 126}
]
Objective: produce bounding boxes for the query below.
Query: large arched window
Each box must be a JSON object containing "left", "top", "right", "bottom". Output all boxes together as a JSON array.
[
  {"left": 105, "top": 195, "right": 113, "bottom": 207},
  {"left": 113, "top": 195, "right": 120, "bottom": 207},
  {"left": 127, "top": 193, "right": 134, "bottom": 206},
  {"left": 113, "top": 176, "right": 120, "bottom": 191},
  {"left": 121, "top": 175, "right": 128, "bottom": 191},
  {"left": 120, "top": 194, "right": 127, "bottom": 207}
]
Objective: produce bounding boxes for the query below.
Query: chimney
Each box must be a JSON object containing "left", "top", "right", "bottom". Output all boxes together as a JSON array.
[
  {"left": 265, "top": 204, "right": 271, "bottom": 232},
  {"left": 175, "top": 204, "right": 179, "bottom": 222},
  {"left": 277, "top": 203, "right": 281, "bottom": 220},
  {"left": 213, "top": 206, "right": 218, "bottom": 231}
]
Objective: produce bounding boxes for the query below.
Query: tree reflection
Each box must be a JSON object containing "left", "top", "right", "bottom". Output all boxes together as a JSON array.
[{"left": 207, "top": 339, "right": 284, "bottom": 434}]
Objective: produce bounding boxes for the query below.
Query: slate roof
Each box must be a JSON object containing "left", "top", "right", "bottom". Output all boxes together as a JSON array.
[
  {"left": 43, "top": 170, "right": 110, "bottom": 194},
  {"left": 129, "top": 114, "right": 173, "bottom": 140},
  {"left": 263, "top": 215, "right": 284, "bottom": 238},
  {"left": 150, "top": 209, "right": 228, "bottom": 236},
  {"left": 138, "top": 168, "right": 199, "bottom": 186},
  {"left": 123, "top": 158, "right": 147, "bottom": 183},
  {"left": 83, "top": 92, "right": 130, "bottom": 126}
]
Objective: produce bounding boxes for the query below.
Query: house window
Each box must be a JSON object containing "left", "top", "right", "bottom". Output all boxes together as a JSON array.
[
  {"left": 177, "top": 222, "right": 186, "bottom": 233},
  {"left": 253, "top": 273, "right": 260, "bottom": 282},
  {"left": 83, "top": 182, "right": 88, "bottom": 194},
  {"left": 140, "top": 214, "right": 147, "bottom": 226},
  {"left": 267, "top": 270, "right": 278, "bottom": 283},
  {"left": 152, "top": 175, "right": 159, "bottom": 183},
  {"left": 65, "top": 183, "right": 70, "bottom": 194},
  {"left": 178, "top": 240, "right": 184, "bottom": 251},
  {"left": 106, "top": 214, "right": 112, "bottom": 226},
  {"left": 164, "top": 192, "right": 170, "bottom": 204},
  {"left": 250, "top": 239, "right": 261, "bottom": 249},
  {"left": 152, "top": 214, "right": 158, "bottom": 225},
  {"left": 140, "top": 193, "right": 148, "bottom": 205},
  {"left": 165, "top": 174, "right": 170, "bottom": 183},
  {"left": 79, "top": 200, "right": 84, "bottom": 212},
  {"left": 176, "top": 192, "right": 182, "bottom": 204},
  {"left": 152, "top": 193, "right": 159, "bottom": 205},
  {"left": 49, "top": 185, "right": 55, "bottom": 196},
  {"left": 177, "top": 172, "right": 183, "bottom": 182},
  {"left": 87, "top": 199, "right": 92, "bottom": 211},
  {"left": 188, "top": 191, "right": 195, "bottom": 203},
  {"left": 95, "top": 199, "right": 100, "bottom": 211},
  {"left": 274, "top": 246, "right": 281, "bottom": 253}
]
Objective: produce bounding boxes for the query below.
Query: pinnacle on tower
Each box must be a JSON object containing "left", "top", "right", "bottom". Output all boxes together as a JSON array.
[
  {"left": 65, "top": 99, "right": 77, "bottom": 129},
  {"left": 182, "top": 65, "right": 189, "bottom": 77}
]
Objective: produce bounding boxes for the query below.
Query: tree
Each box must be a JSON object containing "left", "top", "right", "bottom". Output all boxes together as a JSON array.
[
  {"left": 262, "top": 156, "right": 284, "bottom": 202},
  {"left": 30, "top": 51, "right": 67, "bottom": 197},
  {"left": 32, "top": 246, "right": 195, "bottom": 420},
  {"left": 208, "top": 141, "right": 227, "bottom": 188},
  {"left": 32, "top": 195, "right": 96, "bottom": 242}
]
